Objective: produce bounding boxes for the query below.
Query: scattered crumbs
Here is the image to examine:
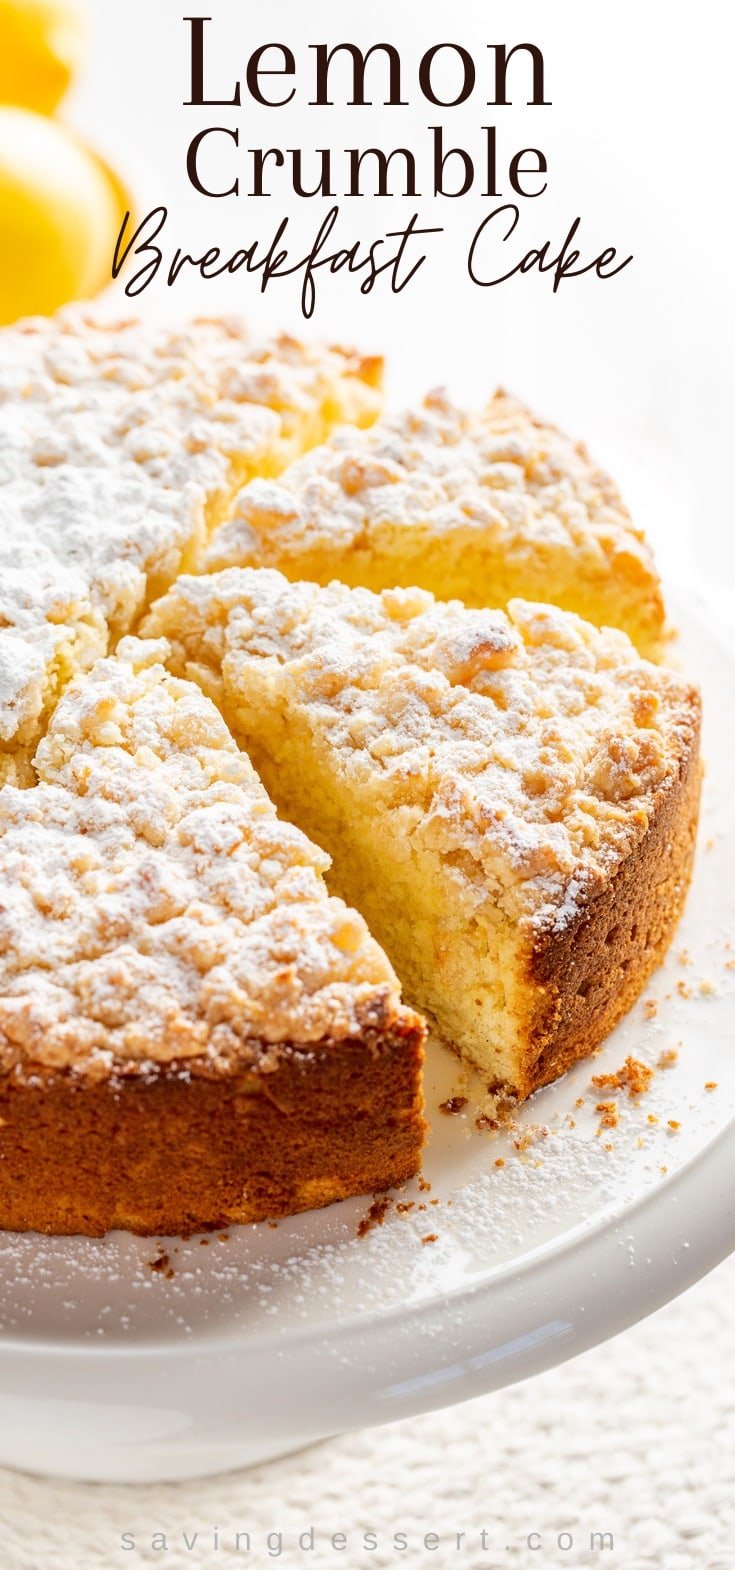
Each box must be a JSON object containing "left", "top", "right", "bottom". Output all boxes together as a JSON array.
[
  {"left": 658, "top": 1048, "right": 679, "bottom": 1069},
  {"left": 267, "top": 1221, "right": 278, "bottom": 1230},
  {"left": 474, "top": 1091, "right": 519, "bottom": 1132},
  {"left": 636, "top": 1137, "right": 645, "bottom": 1149},
  {"left": 678, "top": 949, "right": 691, "bottom": 967},
  {"left": 592, "top": 1056, "right": 654, "bottom": 1098},
  {"left": 418, "top": 1176, "right": 432, "bottom": 1193},
  {"left": 595, "top": 1100, "right": 619, "bottom": 1130},
  {"left": 647, "top": 1113, "right": 659, "bottom": 1125},
  {"left": 218, "top": 1233, "right": 230, "bottom": 1243},
  {"left": 604, "top": 1142, "right": 614, "bottom": 1152},
  {"left": 643, "top": 999, "right": 658, "bottom": 1020},
  {"left": 439, "top": 1095, "right": 468, "bottom": 1117},
  {"left": 705, "top": 1081, "right": 718, "bottom": 1092},
  {"left": 660, "top": 1165, "right": 669, "bottom": 1175},
  {"left": 417, "top": 1203, "right": 427, "bottom": 1212},
  {"left": 199, "top": 1238, "right": 209, "bottom": 1246},
  {"left": 421, "top": 1233, "right": 438, "bottom": 1246},
  {"left": 566, "top": 1116, "right": 576, "bottom": 1129},
  {"left": 395, "top": 1201, "right": 414, "bottom": 1214},
  {"left": 705, "top": 836, "right": 715, "bottom": 851},
  {"left": 699, "top": 979, "right": 716, "bottom": 996},
  {"left": 357, "top": 1194, "right": 392, "bottom": 1238},
  {"left": 147, "top": 1252, "right": 174, "bottom": 1280},
  {"left": 677, "top": 979, "right": 692, "bottom": 999},
  {"left": 430, "top": 1198, "right": 440, "bottom": 1206},
  {"left": 574, "top": 1097, "right": 585, "bottom": 1109},
  {"left": 514, "top": 1124, "right": 550, "bottom": 1153},
  {"left": 494, "top": 1157, "right": 506, "bottom": 1168},
  {"left": 667, "top": 1120, "right": 681, "bottom": 1132}
]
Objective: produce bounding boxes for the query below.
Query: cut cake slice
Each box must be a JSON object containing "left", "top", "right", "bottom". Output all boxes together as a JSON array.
[
  {"left": 204, "top": 390, "right": 665, "bottom": 660},
  {"left": 0, "top": 311, "right": 381, "bottom": 781},
  {"left": 0, "top": 638, "right": 424, "bottom": 1235},
  {"left": 146, "top": 569, "right": 700, "bottom": 1101}
]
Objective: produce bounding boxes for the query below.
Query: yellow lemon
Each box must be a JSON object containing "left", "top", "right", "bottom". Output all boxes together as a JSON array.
[
  {"left": 0, "top": 0, "right": 88, "bottom": 115},
  {"left": 0, "top": 106, "right": 126, "bottom": 324}
]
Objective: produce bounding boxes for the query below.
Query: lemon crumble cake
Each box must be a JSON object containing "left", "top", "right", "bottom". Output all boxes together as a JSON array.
[
  {"left": 0, "top": 311, "right": 381, "bottom": 784},
  {"left": 203, "top": 390, "right": 665, "bottom": 660},
  {"left": 0, "top": 638, "right": 425, "bottom": 1235},
  {"left": 146, "top": 570, "right": 700, "bottom": 1101}
]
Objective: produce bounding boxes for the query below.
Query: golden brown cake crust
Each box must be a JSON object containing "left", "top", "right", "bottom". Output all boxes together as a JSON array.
[
  {"left": 525, "top": 690, "right": 701, "bottom": 1098},
  {"left": 0, "top": 1020, "right": 426, "bottom": 1236}
]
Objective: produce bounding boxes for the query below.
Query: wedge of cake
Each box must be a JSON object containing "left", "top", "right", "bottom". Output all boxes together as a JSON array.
[
  {"left": 0, "top": 311, "right": 381, "bottom": 783},
  {"left": 203, "top": 390, "right": 665, "bottom": 660},
  {"left": 0, "top": 638, "right": 425, "bottom": 1235},
  {"left": 146, "top": 570, "right": 700, "bottom": 1101}
]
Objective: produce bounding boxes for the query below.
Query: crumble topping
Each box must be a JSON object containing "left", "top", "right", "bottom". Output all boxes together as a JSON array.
[
  {"left": 0, "top": 312, "right": 381, "bottom": 753},
  {"left": 204, "top": 387, "right": 662, "bottom": 626},
  {"left": 0, "top": 638, "right": 405, "bottom": 1074},
  {"left": 146, "top": 568, "right": 698, "bottom": 931}
]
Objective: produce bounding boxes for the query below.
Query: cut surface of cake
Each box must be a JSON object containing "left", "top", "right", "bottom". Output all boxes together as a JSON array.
[
  {"left": 0, "top": 638, "right": 424, "bottom": 1235},
  {"left": 203, "top": 390, "right": 665, "bottom": 660},
  {"left": 146, "top": 569, "right": 700, "bottom": 1101},
  {"left": 0, "top": 311, "right": 381, "bottom": 782}
]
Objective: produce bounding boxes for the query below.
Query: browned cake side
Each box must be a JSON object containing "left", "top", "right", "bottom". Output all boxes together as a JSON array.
[
  {"left": 523, "top": 699, "right": 701, "bottom": 1098},
  {"left": 0, "top": 1021, "right": 426, "bottom": 1237},
  {"left": 402, "top": 693, "right": 701, "bottom": 1106}
]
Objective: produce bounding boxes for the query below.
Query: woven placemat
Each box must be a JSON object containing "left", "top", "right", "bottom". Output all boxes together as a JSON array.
[{"left": 0, "top": 1252, "right": 733, "bottom": 1570}]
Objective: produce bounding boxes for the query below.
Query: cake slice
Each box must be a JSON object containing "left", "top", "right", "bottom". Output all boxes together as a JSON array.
[
  {"left": 146, "top": 570, "right": 700, "bottom": 1101},
  {"left": 204, "top": 390, "right": 665, "bottom": 660},
  {"left": 0, "top": 311, "right": 381, "bottom": 782},
  {"left": 0, "top": 638, "right": 424, "bottom": 1235}
]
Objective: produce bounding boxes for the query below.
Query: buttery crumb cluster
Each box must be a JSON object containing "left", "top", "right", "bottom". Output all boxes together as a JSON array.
[
  {"left": 0, "top": 640, "right": 402, "bottom": 1073},
  {"left": 0, "top": 312, "right": 380, "bottom": 774}
]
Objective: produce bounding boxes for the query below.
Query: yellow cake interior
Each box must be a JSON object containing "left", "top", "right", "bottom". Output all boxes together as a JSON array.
[{"left": 237, "top": 710, "right": 532, "bottom": 1089}]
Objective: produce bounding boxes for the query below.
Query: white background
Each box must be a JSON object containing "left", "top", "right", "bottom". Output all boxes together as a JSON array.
[{"left": 68, "top": 0, "right": 735, "bottom": 614}]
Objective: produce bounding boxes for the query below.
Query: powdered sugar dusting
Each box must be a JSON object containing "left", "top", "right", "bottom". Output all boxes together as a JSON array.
[
  {"left": 0, "top": 311, "right": 381, "bottom": 755},
  {"left": 204, "top": 388, "right": 664, "bottom": 657},
  {"left": 0, "top": 638, "right": 404, "bottom": 1073}
]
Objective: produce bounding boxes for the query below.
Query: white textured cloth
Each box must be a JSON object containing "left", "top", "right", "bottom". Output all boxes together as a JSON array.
[{"left": 0, "top": 1253, "right": 733, "bottom": 1570}]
